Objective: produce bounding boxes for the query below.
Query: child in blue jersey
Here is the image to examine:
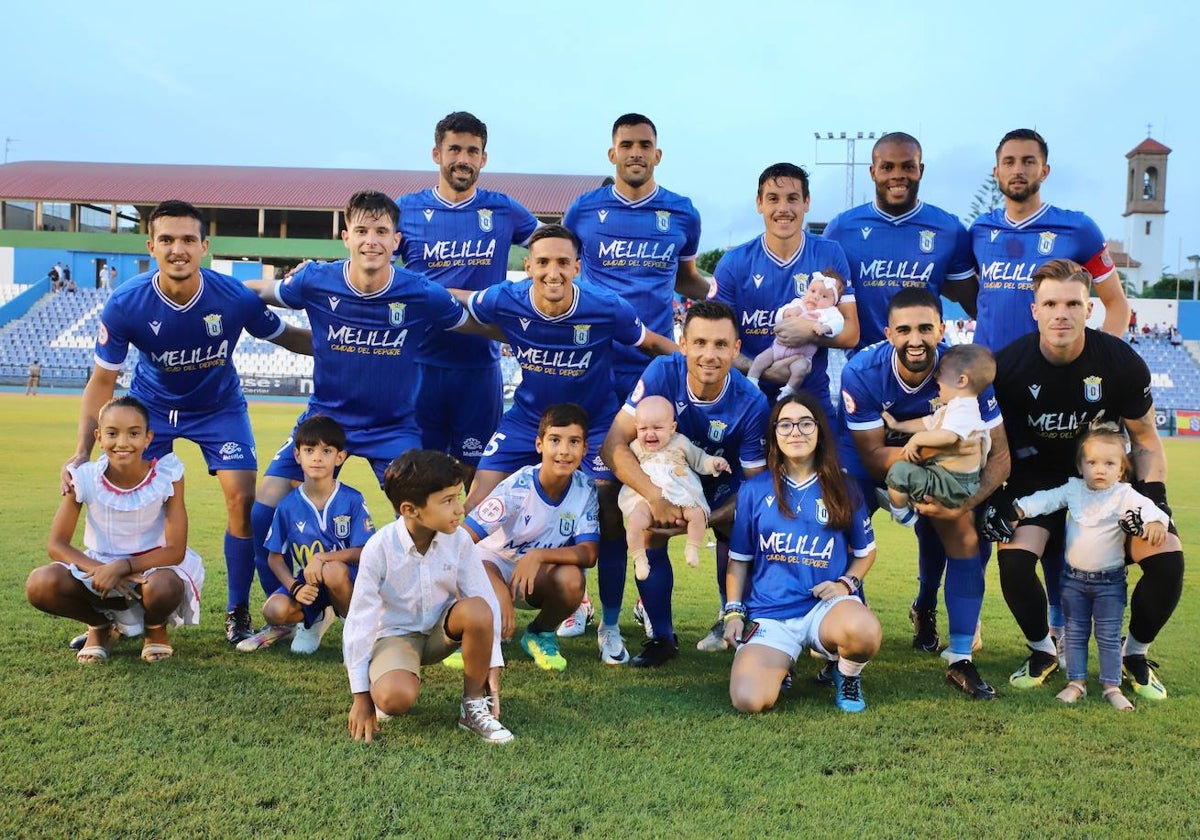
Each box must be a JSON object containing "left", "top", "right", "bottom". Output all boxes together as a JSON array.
[
  {"left": 237, "top": 415, "right": 374, "bottom": 655},
  {"left": 746, "top": 270, "right": 845, "bottom": 401},
  {"left": 724, "top": 393, "right": 880, "bottom": 714},
  {"left": 31, "top": 396, "right": 205, "bottom": 664},
  {"left": 882, "top": 344, "right": 995, "bottom": 525},
  {"left": 464, "top": 403, "right": 599, "bottom": 675}
]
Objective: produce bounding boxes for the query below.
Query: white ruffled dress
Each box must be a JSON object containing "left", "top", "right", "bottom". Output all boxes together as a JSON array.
[{"left": 61, "top": 453, "right": 205, "bottom": 634}]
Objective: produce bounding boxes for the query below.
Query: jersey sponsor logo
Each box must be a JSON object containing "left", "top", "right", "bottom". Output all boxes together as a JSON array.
[
  {"left": 422, "top": 239, "right": 497, "bottom": 262},
  {"left": 573, "top": 324, "right": 591, "bottom": 346},
  {"left": 519, "top": 318, "right": 531, "bottom": 331},
  {"left": 1038, "top": 231, "right": 1057, "bottom": 255},
  {"left": 655, "top": 210, "right": 671, "bottom": 232},
  {"left": 861, "top": 227, "right": 872, "bottom": 240},
  {"left": 149, "top": 320, "right": 162, "bottom": 335},
  {"left": 326, "top": 324, "right": 408, "bottom": 350},
  {"left": 461, "top": 437, "right": 483, "bottom": 456},
  {"left": 219, "top": 441, "right": 243, "bottom": 460},
  {"left": 979, "top": 261, "right": 1036, "bottom": 284},
  {"left": 708, "top": 419, "right": 728, "bottom": 442},
  {"left": 203, "top": 313, "right": 223, "bottom": 337},
  {"left": 97, "top": 322, "right": 109, "bottom": 344},
  {"left": 150, "top": 340, "right": 230, "bottom": 369},
  {"left": 596, "top": 239, "right": 677, "bottom": 262},
  {"left": 558, "top": 514, "right": 575, "bottom": 537},
  {"left": 758, "top": 531, "right": 835, "bottom": 564},
  {"left": 598, "top": 209, "right": 609, "bottom": 223},
  {"left": 477, "top": 497, "right": 505, "bottom": 524},
  {"left": 990, "top": 230, "right": 1001, "bottom": 243},
  {"left": 918, "top": 230, "right": 936, "bottom": 253},
  {"left": 388, "top": 303, "right": 406, "bottom": 326},
  {"left": 793, "top": 273, "right": 809, "bottom": 297},
  {"left": 514, "top": 345, "right": 593, "bottom": 370},
  {"left": 333, "top": 515, "right": 351, "bottom": 539},
  {"left": 752, "top": 273, "right": 765, "bottom": 289},
  {"left": 815, "top": 498, "right": 829, "bottom": 524},
  {"left": 591, "top": 453, "right": 606, "bottom": 471},
  {"left": 841, "top": 390, "right": 857, "bottom": 414},
  {"left": 630, "top": 379, "right": 645, "bottom": 403},
  {"left": 858, "top": 259, "right": 935, "bottom": 284},
  {"left": 1028, "top": 384, "right": 1041, "bottom": 398},
  {"left": 329, "top": 296, "right": 341, "bottom": 311},
  {"left": 478, "top": 209, "right": 493, "bottom": 232},
  {"left": 423, "top": 209, "right": 434, "bottom": 222},
  {"left": 1083, "top": 375, "right": 1102, "bottom": 402}
]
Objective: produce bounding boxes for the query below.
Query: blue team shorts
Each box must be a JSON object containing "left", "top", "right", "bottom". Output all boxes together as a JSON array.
[
  {"left": 275, "top": 564, "right": 360, "bottom": 628},
  {"left": 415, "top": 362, "right": 503, "bottom": 466},
  {"left": 477, "top": 409, "right": 615, "bottom": 482},
  {"left": 144, "top": 403, "right": 257, "bottom": 474},
  {"left": 264, "top": 413, "right": 421, "bottom": 487}
]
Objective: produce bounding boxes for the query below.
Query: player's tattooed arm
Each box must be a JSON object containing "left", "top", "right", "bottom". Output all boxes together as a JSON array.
[{"left": 1125, "top": 406, "right": 1167, "bottom": 483}]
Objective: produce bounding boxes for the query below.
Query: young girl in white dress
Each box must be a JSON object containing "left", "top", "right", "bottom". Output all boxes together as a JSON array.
[{"left": 28, "top": 396, "right": 204, "bottom": 663}]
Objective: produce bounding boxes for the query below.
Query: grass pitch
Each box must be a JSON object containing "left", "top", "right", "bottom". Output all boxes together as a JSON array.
[{"left": 2, "top": 393, "right": 1197, "bottom": 838}]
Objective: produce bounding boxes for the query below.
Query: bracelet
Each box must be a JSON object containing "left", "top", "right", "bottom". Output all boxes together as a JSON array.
[
  {"left": 125, "top": 558, "right": 135, "bottom": 576},
  {"left": 837, "top": 575, "right": 860, "bottom": 595},
  {"left": 289, "top": 580, "right": 305, "bottom": 598}
]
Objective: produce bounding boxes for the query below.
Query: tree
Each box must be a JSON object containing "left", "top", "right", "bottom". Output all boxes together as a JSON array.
[
  {"left": 963, "top": 174, "right": 1003, "bottom": 226},
  {"left": 696, "top": 247, "right": 725, "bottom": 276}
]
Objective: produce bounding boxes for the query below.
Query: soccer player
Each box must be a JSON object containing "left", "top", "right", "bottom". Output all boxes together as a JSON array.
[
  {"left": 838, "top": 288, "right": 1010, "bottom": 698},
  {"left": 398, "top": 111, "right": 539, "bottom": 488},
  {"left": 968, "top": 128, "right": 1131, "bottom": 352},
  {"left": 710, "top": 163, "right": 857, "bottom": 420},
  {"left": 248, "top": 191, "right": 478, "bottom": 620},
  {"left": 602, "top": 300, "right": 770, "bottom": 667},
  {"left": 465, "top": 403, "right": 599, "bottom": 674},
  {"left": 61, "top": 200, "right": 311, "bottom": 644},
  {"left": 985, "top": 259, "right": 1183, "bottom": 700},
  {"left": 823, "top": 132, "right": 976, "bottom": 350}
]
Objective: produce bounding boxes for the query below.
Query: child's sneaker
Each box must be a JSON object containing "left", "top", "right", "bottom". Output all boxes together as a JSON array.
[
  {"left": 291, "top": 607, "right": 334, "bottom": 655},
  {"left": 235, "top": 623, "right": 295, "bottom": 652},
  {"left": 458, "top": 696, "right": 514, "bottom": 743},
  {"left": 520, "top": 627, "right": 567, "bottom": 671},
  {"left": 556, "top": 593, "right": 593, "bottom": 638},
  {"left": 597, "top": 622, "right": 630, "bottom": 665}
]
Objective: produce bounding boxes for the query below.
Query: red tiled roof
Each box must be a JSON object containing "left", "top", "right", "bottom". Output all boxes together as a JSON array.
[
  {"left": 0, "top": 161, "right": 608, "bottom": 216},
  {"left": 1127, "top": 137, "right": 1172, "bottom": 157}
]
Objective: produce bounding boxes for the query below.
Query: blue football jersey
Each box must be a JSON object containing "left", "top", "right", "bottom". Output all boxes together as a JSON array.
[
  {"left": 398, "top": 187, "right": 538, "bottom": 369},
  {"left": 729, "top": 471, "right": 875, "bottom": 620},
  {"left": 468, "top": 278, "right": 646, "bottom": 428},
  {"left": 563, "top": 185, "right": 700, "bottom": 375},
  {"left": 970, "top": 204, "right": 1115, "bottom": 352},
  {"left": 824, "top": 201, "right": 974, "bottom": 348},
  {"left": 711, "top": 233, "right": 852, "bottom": 403},
  {"left": 95, "top": 268, "right": 284, "bottom": 411},
  {"left": 625, "top": 353, "right": 770, "bottom": 509},
  {"left": 836, "top": 340, "right": 1002, "bottom": 480},
  {"left": 275, "top": 260, "right": 466, "bottom": 433},
  {"left": 264, "top": 481, "right": 375, "bottom": 571}
]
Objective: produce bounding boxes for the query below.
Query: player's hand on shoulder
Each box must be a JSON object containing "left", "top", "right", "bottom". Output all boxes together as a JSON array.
[
  {"left": 284, "top": 259, "right": 312, "bottom": 279},
  {"left": 60, "top": 454, "right": 87, "bottom": 495}
]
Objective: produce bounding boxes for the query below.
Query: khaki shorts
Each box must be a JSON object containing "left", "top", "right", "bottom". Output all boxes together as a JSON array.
[{"left": 368, "top": 602, "right": 461, "bottom": 682}]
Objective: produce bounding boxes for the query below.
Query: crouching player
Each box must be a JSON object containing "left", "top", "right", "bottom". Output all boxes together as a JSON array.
[
  {"left": 464, "top": 404, "right": 599, "bottom": 674},
  {"left": 238, "top": 415, "right": 374, "bottom": 654},
  {"left": 344, "top": 450, "right": 511, "bottom": 744}
]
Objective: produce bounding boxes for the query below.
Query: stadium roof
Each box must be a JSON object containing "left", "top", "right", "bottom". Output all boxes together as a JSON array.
[
  {"left": 1127, "top": 137, "right": 1171, "bottom": 157},
  {"left": 0, "top": 161, "right": 610, "bottom": 216}
]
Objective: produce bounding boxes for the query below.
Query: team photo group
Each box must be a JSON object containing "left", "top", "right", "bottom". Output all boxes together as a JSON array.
[{"left": 26, "top": 111, "right": 1186, "bottom": 743}]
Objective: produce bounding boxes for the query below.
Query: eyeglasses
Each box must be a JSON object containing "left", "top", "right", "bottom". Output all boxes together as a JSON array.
[{"left": 774, "top": 418, "right": 818, "bottom": 436}]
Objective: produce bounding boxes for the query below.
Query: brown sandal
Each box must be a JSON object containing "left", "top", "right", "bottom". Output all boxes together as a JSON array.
[{"left": 1103, "top": 687, "right": 1134, "bottom": 711}]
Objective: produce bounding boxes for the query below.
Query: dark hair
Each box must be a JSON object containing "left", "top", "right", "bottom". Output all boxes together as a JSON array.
[
  {"left": 294, "top": 414, "right": 346, "bottom": 450},
  {"left": 683, "top": 299, "right": 738, "bottom": 336},
  {"left": 872, "top": 132, "right": 922, "bottom": 158},
  {"left": 765, "top": 392, "right": 854, "bottom": 529},
  {"left": 612, "top": 113, "right": 657, "bottom": 138},
  {"left": 345, "top": 190, "right": 400, "bottom": 229},
  {"left": 435, "top": 111, "right": 487, "bottom": 150},
  {"left": 996, "top": 128, "right": 1048, "bottom": 162},
  {"left": 383, "top": 450, "right": 467, "bottom": 513},
  {"left": 1032, "top": 258, "right": 1091, "bottom": 294},
  {"left": 887, "top": 287, "right": 942, "bottom": 320},
  {"left": 527, "top": 223, "right": 580, "bottom": 256},
  {"left": 148, "top": 200, "right": 207, "bottom": 239},
  {"left": 938, "top": 344, "right": 995, "bottom": 393},
  {"left": 1076, "top": 422, "right": 1130, "bottom": 481},
  {"left": 98, "top": 394, "right": 150, "bottom": 426},
  {"left": 757, "top": 162, "right": 810, "bottom": 199},
  {"left": 537, "top": 403, "right": 590, "bottom": 438}
]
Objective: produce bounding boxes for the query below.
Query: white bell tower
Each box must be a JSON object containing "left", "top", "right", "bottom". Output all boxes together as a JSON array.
[{"left": 1122, "top": 134, "right": 1170, "bottom": 292}]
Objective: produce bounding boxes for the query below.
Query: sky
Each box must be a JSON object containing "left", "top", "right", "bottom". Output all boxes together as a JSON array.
[{"left": 5, "top": 0, "right": 1198, "bottom": 273}]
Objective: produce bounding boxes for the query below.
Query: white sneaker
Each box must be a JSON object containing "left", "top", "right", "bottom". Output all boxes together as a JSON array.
[
  {"left": 696, "top": 618, "right": 729, "bottom": 652},
  {"left": 1050, "top": 626, "right": 1066, "bottom": 670},
  {"left": 458, "top": 696, "right": 514, "bottom": 743},
  {"left": 291, "top": 607, "right": 333, "bottom": 655},
  {"left": 633, "top": 597, "right": 654, "bottom": 638},
  {"left": 235, "top": 623, "right": 295, "bottom": 652},
  {"left": 597, "top": 622, "right": 630, "bottom": 665},
  {"left": 556, "top": 592, "right": 594, "bottom": 638}
]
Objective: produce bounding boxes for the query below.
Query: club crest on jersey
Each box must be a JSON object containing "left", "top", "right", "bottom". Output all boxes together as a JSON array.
[
  {"left": 1083, "top": 375, "right": 1103, "bottom": 403},
  {"left": 1038, "top": 231, "right": 1057, "bottom": 255},
  {"left": 919, "top": 230, "right": 936, "bottom": 253},
  {"left": 333, "top": 515, "right": 351, "bottom": 539},
  {"left": 558, "top": 514, "right": 575, "bottom": 537},
  {"left": 815, "top": 498, "right": 829, "bottom": 524},
  {"left": 388, "top": 302, "right": 406, "bottom": 326},
  {"left": 573, "top": 324, "right": 591, "bottom": 346},
  {"left": 708, "top": 419, "right": 728, "bottom": 443},
  {"left": 655, "top": 210, "right": 671, "bottom": 232},
  {"left": 793, "top": 273, "right": 809, "bottom": 296},
  {"left": 478, "top": 208, "right": 493, "bottom": 232},
  {"left": 203, "top": 313, "right": 223, "bottom": 337}
]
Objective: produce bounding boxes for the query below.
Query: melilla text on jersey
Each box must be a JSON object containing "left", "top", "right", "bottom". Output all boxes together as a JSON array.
[
  {"left": 423, "top": 238, "right": 497, "bottom": 269},
  {"left": 515, "top": 346, "right": 592, "bottom": 378},
  {"left": 1027, "top": 410, "right": 1101, "bottom": 438},
  {"left": 979, "top": 261, "right": 1037, "bottom": 290},
  {"left": 857, "top": 259, "right": 935, "bottom": 284},
  {"left": 327, "top": 324, "right": 408, "bottom": 356},
  {"left": 151, "top": 340, "right": 229, "bottom": 373},
  {"left": 759, "top": 532, "right": 835, "bottom": 567},
  {"left": 598, "top": 239, "right": 675, "bottom": 270}
]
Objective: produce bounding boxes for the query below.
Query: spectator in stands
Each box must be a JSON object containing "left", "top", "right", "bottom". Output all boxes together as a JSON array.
[
  {"left": 26, "top": 359, "right": 41, "bottom": 396},
  {"left": 98, "top": 265, "right": 111, "bottom": 291},
  {"left": 49, "top": 263, "right": 61, "bottom": 292},
  {"left": 1169, "top": 326, "right": 1183, "bottom": 348}
]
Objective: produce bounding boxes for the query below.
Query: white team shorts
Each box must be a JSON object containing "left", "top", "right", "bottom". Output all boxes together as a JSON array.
[{"left": 743, "top": 595, "right": 859, "bottom": 661}]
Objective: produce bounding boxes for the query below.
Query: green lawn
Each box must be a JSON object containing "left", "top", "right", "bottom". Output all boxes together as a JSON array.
[{"left": 2, "top": 394, "right": 1197, "bottom": 838}]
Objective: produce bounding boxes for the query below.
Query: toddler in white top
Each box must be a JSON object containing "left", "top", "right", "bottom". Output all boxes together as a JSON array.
[{"left": 747, "top": 270, "right": 845, "bottom": 401}]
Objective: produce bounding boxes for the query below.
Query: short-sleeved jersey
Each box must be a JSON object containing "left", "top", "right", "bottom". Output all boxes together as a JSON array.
[
  {"left": 970, "top": 205, "right": 1115, "bottom": 351},
  {"left": 464, "top": 465, "right": 600, "bottom": 565},
  {"left": 993, "top": 329, "right": 1153, "bottom": 479},
  {"left": 711, "top": 234, "right": 852, "bottom": 402},
  {"left": 95, "top": 268, "right": 284, "bottom": 412},
  {"left": 397, "top": 187, "right": 538, "bottom": 369},
  {"left": 275, "top": 260, "right": 466, "bottom": 433},
  {"left": 837, "top": 340, "right": 1002, "bottom": 480},
  {"left": 625, "top": 354, "right": 770, "bottom": 509},
  {"left": 824, "top": 201, "right": 974, "bottom": 348},
  {"left": 264, "top": 481, "right": 375, "bottom": 569},
  {"left": 564, "top": 185, "right": 700, "bottom": 375},
  {"left": 729, "top": 471, "right": 875, "bottom": 620},
  {"left": 468, "top": 278, "right": 645, "bottom": 427}
]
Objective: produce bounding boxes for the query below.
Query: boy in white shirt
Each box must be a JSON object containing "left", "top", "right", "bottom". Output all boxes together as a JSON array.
[{"left": 343, "top": 449, "right": 511, "bottom": 744}]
